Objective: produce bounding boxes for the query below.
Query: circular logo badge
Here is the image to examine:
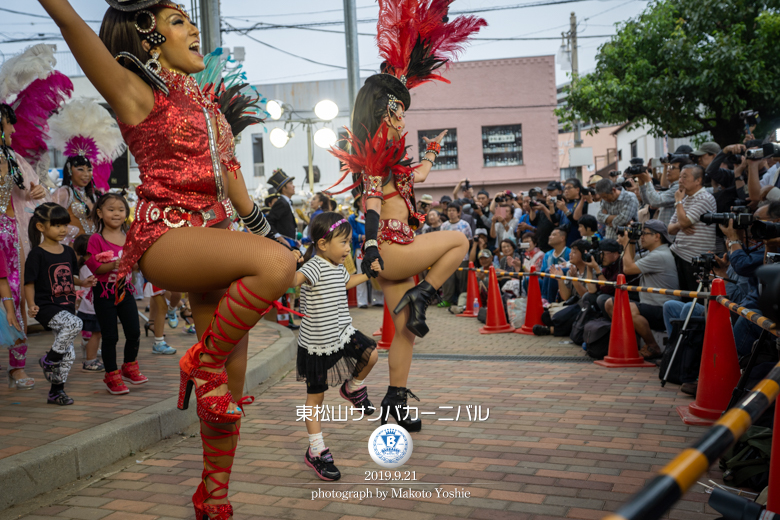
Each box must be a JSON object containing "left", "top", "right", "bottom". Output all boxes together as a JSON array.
[{"left": 368, "top": 424, "right": 413, "bottom": 468}]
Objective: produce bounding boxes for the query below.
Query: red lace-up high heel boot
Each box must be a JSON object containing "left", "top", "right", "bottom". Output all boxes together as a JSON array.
[{"left": 192, "top": 423, "right": 239, "bottom": 520}]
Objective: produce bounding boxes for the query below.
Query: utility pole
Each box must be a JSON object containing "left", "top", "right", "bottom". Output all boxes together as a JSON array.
[
  {"left": 570, "top": 11, "right": 583, "bottom": 182},
  {"left": 200, "top": 0, "right": 221, "bottom": 55},
  {"left": 343, "top": 0, "right": 361, "bottom": 117}
]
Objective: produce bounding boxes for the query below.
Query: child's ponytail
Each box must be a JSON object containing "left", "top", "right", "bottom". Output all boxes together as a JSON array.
[{"left": 28, "top": 202, "right": 71, "bottom": 248}]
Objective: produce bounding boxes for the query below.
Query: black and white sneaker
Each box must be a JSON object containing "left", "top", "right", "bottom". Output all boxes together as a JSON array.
[
  {"left": 47, "top": 390, "right": 74, "bottom": 406},
  {"left": 305, "top": 447, "right": 341, "bottom": 481},
  {"left": 39, "top": 355, "right": 60, "bottom": 383},
  {"left": 339, "top": 380, "right": 375, "bottom": 415},
  {"left": 532, "top": 325, "right": 551, "bottom": 336}
]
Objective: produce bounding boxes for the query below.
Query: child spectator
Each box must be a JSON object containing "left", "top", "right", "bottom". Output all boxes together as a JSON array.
[
  {"left": 25, "top": 203, "right": 95, "bottom": 405},
  {"left": 72, "top": 234, "right": 103, "bottom": 372}
]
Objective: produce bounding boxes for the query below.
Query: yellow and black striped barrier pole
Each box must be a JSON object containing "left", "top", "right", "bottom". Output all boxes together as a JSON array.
[
  {"left": 617, "top": 285, "right": 711, "bottom": 300},
  {"left": 715, "top": 295, "right": 778, "bottom": 335},
  {"left": 603, "top": 360, "right": 780, "bottom": 520}
]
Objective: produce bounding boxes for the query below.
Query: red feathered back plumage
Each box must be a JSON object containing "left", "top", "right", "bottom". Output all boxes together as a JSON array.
[
  {"left": 326, "top": 125, "right": 411, "bottom": 195},
  {"left": 377, "top": 0, "right": 486, "bottom": 89}
]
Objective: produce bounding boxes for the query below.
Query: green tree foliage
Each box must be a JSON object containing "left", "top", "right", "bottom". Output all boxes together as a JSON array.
[{"left": 557, "top": 0, "right": 780, "bottom": 144}]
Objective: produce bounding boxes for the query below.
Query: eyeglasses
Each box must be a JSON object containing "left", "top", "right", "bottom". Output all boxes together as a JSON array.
[{"left": 641, "top": 231, "right": 657, "bottom": 237}]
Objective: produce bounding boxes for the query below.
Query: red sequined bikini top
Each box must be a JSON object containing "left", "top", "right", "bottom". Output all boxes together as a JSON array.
[
  {"left": 118, "top": 68, "right": 239, "bottom": 211},
  {"left": 326, "top": 125, "right": 425, "bottom": 228}
]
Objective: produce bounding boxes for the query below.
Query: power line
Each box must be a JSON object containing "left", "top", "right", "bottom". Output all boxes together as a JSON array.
[
  {"left": 409, "top": 104, "right": 558, "bottom": 112},
  {"left": 0, "top": 6, "right": 101, "bottom": 23},
  {"left": 223, "top": 22, "right": 375, "bottom": 73},
  {"left": 474, "top": 34, "right": 612, "bottom": 40},
  {"left": 222, "top": 4, "right": 376, "bottom": 19}
]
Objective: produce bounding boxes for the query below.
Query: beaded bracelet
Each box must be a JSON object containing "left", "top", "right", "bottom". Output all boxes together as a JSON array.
[
  {"left": 422, "top": 157, "right": 435, "bottom": 166},
  {"left": 426, "top": 141, "right": 441, "bottom": 155},
  {"left": 1, "top": 297, "right": 12, "bottom": 303}
]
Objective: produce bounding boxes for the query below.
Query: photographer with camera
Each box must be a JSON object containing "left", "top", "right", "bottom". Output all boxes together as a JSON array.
[
  {"left": 581, "top": 238, "right": 625, "bottom": 316},
  {"left": 719, "top": 202, "right": 780, "bottom": 356},
  {"left": 594, "top": 178, "right": 639, "bottom": 240},
  {"left": 690, "top": 142, "right": 721, "bottom": 170},
  {"left": 470, "top": 189, "right": 494, "bottom": 248},
  {"left": 668, "top": 165, "right": 717, "bottom": 291},
  {"left": 452, "top": 178, "right": 475, "bottom": 206},
  {"left": 518, "top": 193, "right": 569, "bottom": 253},
  {"left": 556, "top": 179, "right": 586, "bottom": 246},
  {"left": 490, "top": 192, "right": 519, "bottom": 244},
  {"left": 638, "top": 155, "right": 691, "bottom": 226},
  {"left": 609, "top": 220, "right": 679, "bottom": 360}
]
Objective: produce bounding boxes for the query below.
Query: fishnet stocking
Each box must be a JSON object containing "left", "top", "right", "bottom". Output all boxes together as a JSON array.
[{"left": 140, "top": 226, "right": 296, "bottom": 507}]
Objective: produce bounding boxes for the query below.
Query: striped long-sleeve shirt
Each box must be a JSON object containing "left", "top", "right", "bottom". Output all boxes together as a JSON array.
[{"left": 669, "top": 188, "right": 717, "bottom": 263}]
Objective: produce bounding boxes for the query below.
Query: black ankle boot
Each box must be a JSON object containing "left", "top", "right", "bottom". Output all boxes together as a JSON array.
[
  {"left": 393, "top": 280, "right": 439, "bottom": 337},
  {"left": 380, "top": 386, "right": 422, "bottom": 432}
]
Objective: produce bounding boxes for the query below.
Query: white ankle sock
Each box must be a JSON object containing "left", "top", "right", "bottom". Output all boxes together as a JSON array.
[
  {"left": 348, "top": 378, "right": 365, "bottom": 392},
  {"left": 154, "top": 336, "right": 165, "bottom": 344},
  {"left": 309, "top": 432, "right": 326, "bottom": 455}
]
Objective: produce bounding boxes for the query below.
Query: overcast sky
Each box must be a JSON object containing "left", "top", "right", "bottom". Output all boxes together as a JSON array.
[{"left": 1, "top": 0, "right": 652, "bottom": 87}]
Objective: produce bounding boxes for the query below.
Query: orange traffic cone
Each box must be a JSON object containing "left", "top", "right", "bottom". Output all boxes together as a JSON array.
[
  {"left": 376, "top": 302, "right": 395, "bottom": 349},
  {"left": 347, "top": 287, "right": 358, "bottom": 308},
  {"left": 767, "top": 392, "right": 780, "bottom": 512},
  {"left": 677, "top": 278, "right": 741, "bottom": 425},
  {"left": 594, "top": 274, "right": 654, "bottom": 368},
  {"left": 457, "top": 262, "right": 479, "bottom": 318},
  {"left": 479, "top": 265, "right": 515, "bottom": 334},
  {"left": 516, "top": 266, "right": 544, "bottom": 335},
  {"left": 373, "top": 325, "right": 383, "bottom": 337},
  {"left": 373, "top": 301, "right": 388, "bottom": 337}
]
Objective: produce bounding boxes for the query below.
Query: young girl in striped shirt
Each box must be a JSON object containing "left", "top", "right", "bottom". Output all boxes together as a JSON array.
[{"left": 293, "top": 212, "right": 380, "bottom": 481}]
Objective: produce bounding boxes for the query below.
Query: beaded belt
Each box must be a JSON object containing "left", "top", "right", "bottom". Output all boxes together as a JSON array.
[
  {"left": 136, "top": 199, "right": 234, "bottom": 228},
  {"left": 378, "top": 218, "right": 414, "bottom": 245}
]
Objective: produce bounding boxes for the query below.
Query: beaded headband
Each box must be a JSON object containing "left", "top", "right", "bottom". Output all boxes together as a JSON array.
[{"left": 326, "top": 219, "right": 348, "bottom": 236}]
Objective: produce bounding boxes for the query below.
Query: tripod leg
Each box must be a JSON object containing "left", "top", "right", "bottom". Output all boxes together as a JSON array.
[
  {"left": 661, "top": 282, "right": 703, "bottom": 387},
  {"left": 726, "top": 329, "right": 769, "bottom": 410}
]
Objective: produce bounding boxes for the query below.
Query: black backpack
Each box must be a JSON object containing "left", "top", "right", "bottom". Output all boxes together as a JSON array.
[
  {"left": 570, "top": 299, "right": 601, "bottom": 346},
  {"left": 583, "top": 318, "right": 612, "bottom": 360},
  {"left": 658, "top": 317, "right": 705, "bottom": 386},
  {"left": 719, "top": 426, "right": 773, "bottom": 491}
]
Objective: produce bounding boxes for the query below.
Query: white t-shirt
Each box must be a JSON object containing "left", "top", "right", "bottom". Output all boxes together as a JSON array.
[
  {"left": 297, "top": 255, "right": 355, "bottom": 356},
  {"left": 78, "top": 265, "right": 95, "bottom": 315}
]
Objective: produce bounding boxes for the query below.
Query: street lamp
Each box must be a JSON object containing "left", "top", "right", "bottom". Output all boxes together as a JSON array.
[{"left": 264, "top": 99, "right": 340, "bottom": 191}]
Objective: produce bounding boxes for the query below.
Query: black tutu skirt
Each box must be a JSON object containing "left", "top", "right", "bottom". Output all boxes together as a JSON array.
[{"left": 297, "top": 329, "right": 376, "bottom": 394}]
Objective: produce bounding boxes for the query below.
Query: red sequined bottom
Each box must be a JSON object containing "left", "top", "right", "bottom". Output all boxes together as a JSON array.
[{"left": 378, "top": 219, "right": 414, "bottom": 246}]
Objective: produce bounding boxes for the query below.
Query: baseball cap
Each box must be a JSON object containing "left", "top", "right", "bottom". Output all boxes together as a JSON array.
[
  {"left": 475, "top": 228, "right": 488, "bottom": 236},
  {"left": 478, "top": 249, "right": 493, "bottom": 259},
  {"left": 598, "top": 238, "right": 622, "bottom": 253},
  {"left": 674, "top": 145, "right": 694, "bottom": 155},
  {"left": 642, "top": 219, "right": 673, "bottom": 244},
  {"left": 691, "top": 142, "right": 721, "bottom": 156},
  {"left": 546, "top": 181, "right": 563, "bottom": 192},
  {"left": 440, "top": 195, "right": 452, "bottom": 204}
]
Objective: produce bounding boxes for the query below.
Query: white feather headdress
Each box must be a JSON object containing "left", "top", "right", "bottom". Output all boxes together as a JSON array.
[
  {"left": 0, "top": 44, "right": 58, "bottom": 103},
  {"left": 48, "top": 98, "right": 127, "bottom": 191}
]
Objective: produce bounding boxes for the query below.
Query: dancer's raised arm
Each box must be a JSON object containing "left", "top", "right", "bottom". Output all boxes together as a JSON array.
[{"left": 38, "top": 0, "right": 153, "bottom": 124}]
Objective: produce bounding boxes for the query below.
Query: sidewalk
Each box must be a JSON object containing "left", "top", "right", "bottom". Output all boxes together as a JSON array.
[
  {"left": 0, "top": 300, "right": 296, "bottom": 511},
  {"left": 2, "top": 306, "right": 722, "bottom": 520}
]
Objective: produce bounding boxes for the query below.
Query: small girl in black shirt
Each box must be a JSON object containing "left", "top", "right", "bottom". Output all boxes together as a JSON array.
[{"left": 24, "top": 203, "right": 95, "bottom": 405}]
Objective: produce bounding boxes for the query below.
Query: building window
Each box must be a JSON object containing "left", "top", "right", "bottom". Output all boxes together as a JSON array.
[
  {"left": 560, "top": 167, "right": 577, "bottom": 181},
  {"left": 482, "top": 124, "right": 522, "bottom": 167},
  {"left": 418, "top": 128, "right": 457, "bottom": 170},
  {"left": 630, "top": 140, "right": 638, "bottom": 159},
  {"left": 252, "top": 134, "right": 264, "bottom": 178}
]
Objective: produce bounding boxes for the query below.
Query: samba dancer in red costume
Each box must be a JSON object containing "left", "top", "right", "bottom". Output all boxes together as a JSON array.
[
  {"left": 39, "top": 1, "right": 297, "bottom": 518},
  {"left": 329, "top": 0, "right": 485, "bottom": 432}
]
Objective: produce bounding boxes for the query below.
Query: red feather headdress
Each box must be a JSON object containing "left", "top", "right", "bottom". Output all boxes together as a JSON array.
[
  {"left": 377, "top": 0, "right": 486, "bottom": 90},
  {"left": 325, "top": 125, "right": 412, "bottom": 195}
]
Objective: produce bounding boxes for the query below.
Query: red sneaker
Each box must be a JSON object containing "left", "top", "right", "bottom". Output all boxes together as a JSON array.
[
  {"left": 104, "top": 370, "right": 129, "bottom": 395},
  {"left": 121, "top": 361, "right": 148, "bottom": 385}
]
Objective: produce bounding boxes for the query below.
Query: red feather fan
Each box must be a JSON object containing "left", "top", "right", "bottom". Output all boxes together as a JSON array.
[
  {"left": 326, "top": 125, "right": 411, "bottom": 195},
  {"left": 377, "top": 0, "right": 487, "bottom": 89}
]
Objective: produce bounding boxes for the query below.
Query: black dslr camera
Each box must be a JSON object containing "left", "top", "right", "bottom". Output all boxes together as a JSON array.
[
  {"left": 582, "top": 248, "right": 603, "bottom": 265},
  {"left": 691, "top": 253, "right": 716, "bottom": 281},
  {"left": 700, "top": 207, "right": 754, "bottom": 229},
  {"left": 625, "top": 157, "right": 645, "bottom": 176},
  {"left": 616, "top": 222, "right": 643, "bottom": 241},
  {"left": 660, "top": 153, "right": 690, "bottom": 164},
  {"left": 725, "top": 153, "right": 744, "bottom": 165},
  {"left": 751, "top": 220, "right": 780, "bottom": 240}
]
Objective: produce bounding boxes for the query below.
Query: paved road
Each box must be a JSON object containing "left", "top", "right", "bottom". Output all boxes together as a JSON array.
[{"left": 4, "top": 307, "right": 721, "bottom": 520}]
